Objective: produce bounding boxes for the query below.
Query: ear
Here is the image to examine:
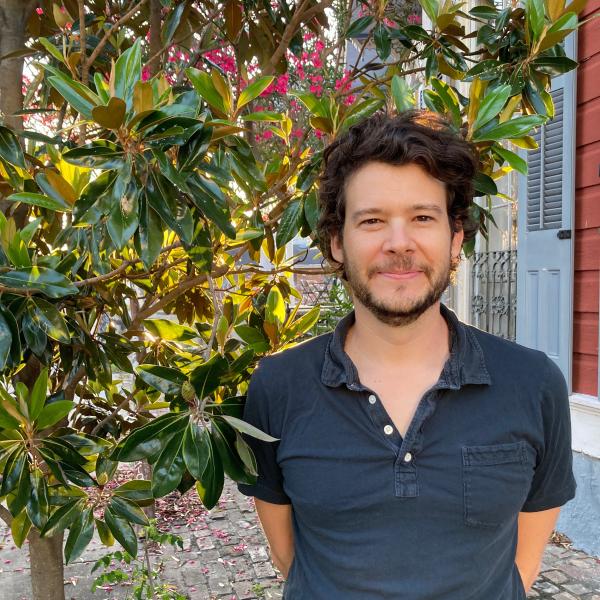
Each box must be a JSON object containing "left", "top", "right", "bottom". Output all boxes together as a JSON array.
[
  {"left": 451, "top": 225, "right": 464, "bottom": 259},
  {"left": 330, "top": 233, "right": 344, "bottom": 265}
]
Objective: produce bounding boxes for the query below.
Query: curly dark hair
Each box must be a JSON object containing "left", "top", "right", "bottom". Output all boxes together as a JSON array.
[{"left": 316, "top": 110, "right": 479, "bottom": 276}]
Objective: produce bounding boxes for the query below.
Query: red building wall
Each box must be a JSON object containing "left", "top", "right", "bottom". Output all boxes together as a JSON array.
[{"left": 573, "top": 0, "right": 600, "bottom": 395}]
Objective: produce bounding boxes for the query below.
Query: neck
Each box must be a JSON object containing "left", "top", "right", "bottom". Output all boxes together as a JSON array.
[{"left": 346, "top": 300, "right": 450, "bottom": 369}]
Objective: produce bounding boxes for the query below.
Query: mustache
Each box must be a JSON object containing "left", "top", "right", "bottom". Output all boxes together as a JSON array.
[{"left": 367, "top": 256, "right": 431, "bottom": 276}]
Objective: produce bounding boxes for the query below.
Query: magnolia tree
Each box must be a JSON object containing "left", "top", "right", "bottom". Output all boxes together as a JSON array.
[{"left": 0, "top": 0, "right": 586, "bottom": 598}]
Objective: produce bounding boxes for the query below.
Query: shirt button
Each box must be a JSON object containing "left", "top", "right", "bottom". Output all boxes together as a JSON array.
[
  {"left": 368, "top": 394, "right": 377, "bottom": 404},
  {"left": 404, "top": 452, "right": 413, "bottom": 463},
  {"left": 384, "top": 425, "right": 394, "bottom": 435}
]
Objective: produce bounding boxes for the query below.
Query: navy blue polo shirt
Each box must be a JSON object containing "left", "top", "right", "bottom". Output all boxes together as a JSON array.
[{"left": 238, "top": 304, "right": 576, "bottom": 599}]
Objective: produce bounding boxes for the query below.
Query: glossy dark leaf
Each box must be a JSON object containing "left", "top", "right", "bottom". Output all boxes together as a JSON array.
[
  {"left": 151, "top": 431, "right": 186, "bottom": 497},
  {"left": 190, "top": 354, "right": 229, "bottom": 399},
  {"left": 65, "top": 508, "right": 94, "bottom": 563},
  {"left": 107, "top": 181, "right": 140, "bottom": 250},
  {"left": 220, "top": 415, "right": 279, "bottom": 442},
  {"left": 212, "top": 419, "right": 256, "bottom": 484},
  {"left": 0, "top": 448, "right": 25, "bottom": 496},
  {"left": 0, "top": 310, "right": 12, "bottom": 370},
  {"left": 345, "top": 15, "right": 373, "bottom": 38},
  {"left": 0, "top": 267, "right": 78, "bottom": 298},
  {"left": 30, "top": 297, "right": 70, "bottom": 343},
  {"left": 109, "top": 496, "right": 149, "bottom": 526},
  {"left": 187, "top": 174, "right": 235, "bottom": 239},
  {"left": 195, "top": 433, "right": 223, "bottom": 510},
  {"left": 113, "top": 480, "right": 154, "bottom": 505},
  {"left": 134, "top": 196, "right": 163, "bottom": 271},
  {"left": 35, "top": 401, "right": 74, "bottom": 430},
  {"left": 26, "top": 469, "right": 49, "bottom": 529},
  {"left": 10, "top": 509, "right": 31, "bottom": 548},
  {"left": 137, "top": 364, "right": 187, "bottom": 395},
  {"left": 183, "top": 423, "right": 211, "bottom": 480},
  {"left": 276, "top": 200, "right": 302, "bottom": 248},
  {"left": 40, "top": 499, "right": 83, "bottom": 537},
  {"left": 111, "top": 413, "right": 188, "bottom": 462},
  {"left": 104, "top": 507, "right": 138, "bottom": 557},
  {"left": 0, "top": 125, "right": 26, "bottom": 168}
]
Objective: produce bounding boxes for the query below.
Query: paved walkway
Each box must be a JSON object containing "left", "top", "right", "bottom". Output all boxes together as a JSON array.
[{"left": 1, "top": 479, "right": 599, "bottom": 599}]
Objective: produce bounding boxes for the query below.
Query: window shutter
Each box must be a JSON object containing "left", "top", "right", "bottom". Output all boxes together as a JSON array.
[{"left": 526, "top": 88, "right": 565, "bottom": 231}]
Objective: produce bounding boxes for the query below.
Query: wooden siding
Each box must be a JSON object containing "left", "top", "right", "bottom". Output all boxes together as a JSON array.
[{"left": 573, "top": 0, "right": 600, "bottom": 396}]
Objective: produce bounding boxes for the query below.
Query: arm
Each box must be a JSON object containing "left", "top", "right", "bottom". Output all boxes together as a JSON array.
[
  {"left": 515, "top": 507, "right": 560, "bottom": 592},
  {"left": 255, "top": 499, "right": 295, "bottom": 578}
]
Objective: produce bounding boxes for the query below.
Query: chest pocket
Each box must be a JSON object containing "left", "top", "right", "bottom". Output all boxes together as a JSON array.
[{"left": 462, "top": 441, "right": 535, "bottom": 528}]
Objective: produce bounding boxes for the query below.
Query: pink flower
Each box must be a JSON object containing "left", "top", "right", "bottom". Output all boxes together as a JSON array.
[
  {"left": 314, "top": 129, "right": 324, "bottom": 139},
  {"left": 303, "top": 32, "right": 315, "bottom": 41},
  {"left": 407, "top": 13, "right": 422, "bottom": 24},
  {"left": 312, "top": 57, "right": 323, "bottom": 69},
  {"left": 315, "top": 40, "right": 325, "bottom": 52},
  {"left": 263, "top": 130, "right": 273, "bottom": 139},
  {"left": 344, "top": 94, "right": 356, "bottom": 106},
  {"left": 142, "top": 66, "right": 151, "bottom": 82},
  {"left": 297, "top": 66, "right": 305, "bottom": 80},
  {"left": 35, "top": 7, "right": 43, "bottom": 15},
  {"left": 254, "top": 104, "right": 265, "bottom": 112},
  {"left": 292, "top": 128, "right": 303, "bottom": 138}
]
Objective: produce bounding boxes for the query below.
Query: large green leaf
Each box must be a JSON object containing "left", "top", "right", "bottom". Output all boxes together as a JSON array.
[
  {"left": 35, "top": 400, "right": 74, "bottom": 430},
  {"left": 65, "top": 508, "right": 94, "bottom": 564},
  {"left": 472, "top": 84, "right": 512, "bottom": 132},
  {"left": 265, "top": 285, "right": 285, "bottom": 324},
  {"left": 137, "top": 364, "right": 187, "bottom": 395},
  {"left": 345, "top": 15, "right": 374, "bottom": 38},
  {"left": 143, "top": 319, "right": 198, "bottom": 341},
  {"left": 104, "top": 507, "right": 138, "bottom": 557},
  {"left": 493, "top": 144, "right": 528, "bottom": 176},
  {"left": 107, "top": 182, "right": 140, "bottom": 250},
  {"left": 10, "top": 510, "right": 31, "bottom": 548},
  {"left": 0, "top": 311, "right": 12, "bottom": 370},
  {"left": 151, "top": 432, "right": 186, "bottom": 497},
  {"left": 420, "top": 0, "right": 439, "bottom": 22},
  {"left": 220, "top": 415, "right": 278, "bottom": 442},
  {"left": 40, "top": 499, "right": 84, "bottom": 538},
  {"left": 189, "top": 354, "right": 229, "bottom": 399},
  {"left": 212, "top": 419, "right": 255, "bottom": 484},
  {"left": 532, "top": 56, "right": 579, "bottom": 76},
  {"left": 391, "top": 76, "right": 416, "bottom": 113},
  {"left": 7, "top": 192, "right": 70, "bottom": 212},
  {"left": 0, "top": 448, "right": 25, "bottom": 496},
  {"left": 109, "top": 496, "right": 149, "bottom": 526},
  {"left": 182, "top": 423, "right": 211, "bottom": 480},
  {"left": 237, "top": 76, "right": 275, "bottom": 111},
  {"left": 186, "top": 68, "right": 227, "bottom": 114},
  {"left": 111, "top": 413, "right": 188, "bottom": 462},
  {"left": 195, "top": 433, "right": 223, "bottom": 510},
  {"left": 276, "top": 200, "right": 302, "bottom": 248},
  {"left": 30, "top": 297, "right": 70, "bottom": 343},
  {"left": 0, "top": 126, "right": 26, "bottom": 168},
  {"left": 471, "top": 115, "right": 546, "bottom": 142},
  {"left": 114, "top": 39, "right": 142, "bottom": 108},
  {"left": 134, "top": 196, "right": 163, "bottom": 270},
  {"left": 113, "top": 479, "right": 153, "bottom": 505},
  {"left": 187, "top": 174, "right": 235, "bottom": 238},
  {"left": 26, "top": 468, "right": 49, "bottom": 529},
  {"left": 0, "top": 267, "right": 77, "bottom": 298},
  {"left": 28, "top": 366, "right": 48, "bottom": 421}
]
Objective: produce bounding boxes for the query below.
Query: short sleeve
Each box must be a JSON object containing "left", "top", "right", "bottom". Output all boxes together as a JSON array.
[
  {"left": 237, "top": 363, "right": 291, "bottom": 505},
  {"left": 521, "top": 357, "right": 577, "bottom": 512}
]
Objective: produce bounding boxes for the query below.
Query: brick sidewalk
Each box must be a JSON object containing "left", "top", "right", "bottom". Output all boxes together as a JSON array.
[{"left": 0, "top": 479, "right": 599, "bottom": 599}]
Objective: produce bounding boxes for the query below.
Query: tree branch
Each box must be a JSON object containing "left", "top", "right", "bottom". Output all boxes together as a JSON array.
[
  {"left": 84, "top": 0, "right": 148, "bottom": 71},
  {"left": 0, "top": 503, "right": 13, "bottom": 527},
  {"left": 266, "top": 0, "right": 334, "bottom": 75}
]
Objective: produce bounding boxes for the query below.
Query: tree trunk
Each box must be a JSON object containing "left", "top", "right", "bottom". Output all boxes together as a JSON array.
[
  {"left": 0, "top": 0, "right": 35, "bottom": 131},
  {"left": 28, "top": 531, "right": 65, "bottom": 600}
]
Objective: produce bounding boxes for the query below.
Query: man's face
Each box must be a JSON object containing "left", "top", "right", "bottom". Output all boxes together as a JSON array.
[{"left": 330, "top": 161, "right": 464, "bottom": 326}]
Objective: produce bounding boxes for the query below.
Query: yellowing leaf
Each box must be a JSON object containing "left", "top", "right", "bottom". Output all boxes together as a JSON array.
[{"left": 133, "top": 81, "right": 154, "bottom": 115}]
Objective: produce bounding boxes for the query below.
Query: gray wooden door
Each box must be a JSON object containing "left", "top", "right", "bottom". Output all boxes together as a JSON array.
[{"left": 516, "top": 34, "right": 577, "bottom": 390}]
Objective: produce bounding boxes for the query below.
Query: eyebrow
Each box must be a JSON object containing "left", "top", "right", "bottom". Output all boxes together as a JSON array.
[{"left": 351, "top": 203, "right": 445, "bottom": 223}]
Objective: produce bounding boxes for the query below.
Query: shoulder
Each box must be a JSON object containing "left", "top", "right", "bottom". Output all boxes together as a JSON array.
[
  {"left": 464, "top": 323, "right": 559, "bottom": 385},
  {"left": 252, "top": 331, "right": 333, "bottom": 386}
]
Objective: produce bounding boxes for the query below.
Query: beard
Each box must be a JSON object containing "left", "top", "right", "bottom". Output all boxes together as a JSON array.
[{"left": 343, "top": 251, "right": 451, "bottom": 327}]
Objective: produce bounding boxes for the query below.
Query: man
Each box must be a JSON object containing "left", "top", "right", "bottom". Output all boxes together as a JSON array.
[{"left": 237, "top": 111, "right": 576, "bottom": 599}]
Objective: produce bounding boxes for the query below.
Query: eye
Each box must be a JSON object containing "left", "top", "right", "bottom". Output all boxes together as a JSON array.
[
  {"left": 360, "top": 218, "right": 382, "bottom": 225},
  {"left": 415, "top": 215, "right": 434, "bottom": 222}
]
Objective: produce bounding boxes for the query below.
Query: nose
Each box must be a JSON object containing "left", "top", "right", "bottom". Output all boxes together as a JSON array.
[{"left": 381, "top": 221, "right": 416, "bottom": 254}]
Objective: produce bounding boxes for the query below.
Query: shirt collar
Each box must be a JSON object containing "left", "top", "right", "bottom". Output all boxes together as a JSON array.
[{"left": 321, "top": 304, "right": 491, "bottom": 390}]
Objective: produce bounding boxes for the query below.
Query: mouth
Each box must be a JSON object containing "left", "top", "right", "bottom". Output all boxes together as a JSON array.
[{"left": 377, "top": 270, "right": 423, "bottom": 280}]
